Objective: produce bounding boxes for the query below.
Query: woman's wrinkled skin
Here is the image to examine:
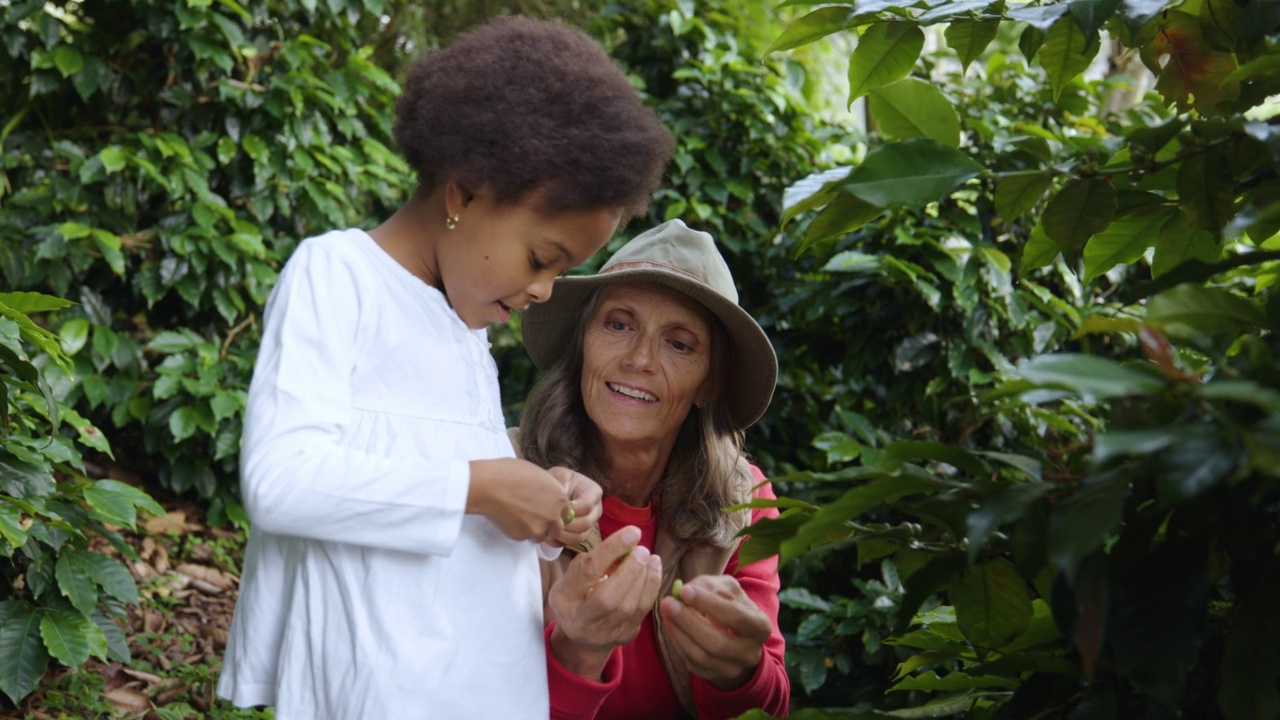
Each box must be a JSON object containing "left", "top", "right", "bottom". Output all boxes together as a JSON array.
[{"left": 546, "top": 284, "right": 773, "bottom": 689}]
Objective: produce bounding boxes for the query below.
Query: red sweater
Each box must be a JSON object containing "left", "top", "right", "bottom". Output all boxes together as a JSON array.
[{"left": 546, "top": 467, "right": 789, "bottom": 720}]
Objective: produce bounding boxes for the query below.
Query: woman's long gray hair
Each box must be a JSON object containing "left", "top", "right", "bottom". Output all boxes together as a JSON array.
[{"left": 519, "top": 285, "right": 754, "bottom": 548}]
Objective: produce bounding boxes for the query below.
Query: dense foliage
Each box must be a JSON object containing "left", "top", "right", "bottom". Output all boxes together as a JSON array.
[
  {"left": 0, "top": 0, "right": 411, "bottom": 705},
  {"left": 738, "top": 0, "right": 1280, "bottom": 717}
]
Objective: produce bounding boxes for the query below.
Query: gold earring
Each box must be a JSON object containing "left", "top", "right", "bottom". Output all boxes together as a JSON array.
[{"left": 445, "top": 213, "right": 460, "bottom": 230}]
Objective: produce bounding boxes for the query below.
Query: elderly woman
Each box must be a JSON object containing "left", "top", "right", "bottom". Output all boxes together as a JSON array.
[{"left": 517, "top": 219, "right": 790, "bottom": 720}]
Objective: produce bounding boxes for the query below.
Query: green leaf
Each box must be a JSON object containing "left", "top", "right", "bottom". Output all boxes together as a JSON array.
[
  {"left": 782, "top": 166, "right": 852, "bottom": 227},
  {"left": 781, "top": 474, "right": 938, "bottom": 563},
  {"left": 882, "top": 440, "right": 987, "bottom": 477},
  {"left": 1153, "top": 426, "right": 1237, "bottom": 502},
  {"left": 55, "top": 550, "right": 100, "bottom": 616},
  {"left": 1013, "top": 353, "right": 1164, "bottom": 400},
  {"left": 1082, "top": 205, "right": 1175, "bottom": 282},
  {"left": 0, "top": 292, "right": 74, "bottom": 314},
  {"left": 170, "top": 405, "right": 200, "bottom": 442},
  {"left": 944, "top": 20, "right": 1000, "bottom": 70},
  {"left": 92, "top": 229, "right": 126, "bottom": 277},
  {"left": 52, "top": 45, "right": 84, "bottom": 77},
  {"left": 1047, "top": 468, "right": 1127, "bottom": 580},
  {"left": 1021, "top": 223, "right": 1059, "bottom": 271},
  {"left": 59, "top": 318, "right": 90, "bottom": 355},
  {"left": 966, "top": 482, "right": 1052, "bottom": 563},
  {"left": 847, "top": 22, "right": 925, "bottom": 104},
  {"left": 99, "top": 147, "right": 127, "bottom": 173},
  {"left": 0, "top": 601, "right": 51, "bottom": 705},
  {"left": 83, "top": 479, "right": 165, "bottom": 530},
  {"left": 0, "top": 503, "right": 27, "bottom": 550},
  {"left": 1152, "top": 217, "right": 1219, "bottom": 278},
  {"left": 868, "top": 78, "right": 961, "bottom": 148},
  {"left": 950, "top": 558, "right": 1034, "bottom": 649},
  {"left": 1041, "top": 178, "right": 1117, "bottom": 254},
  {"left": 146, "top": 330, "right": 198, "bottom": 353},
  {"left": 801, "top": 193, "right": 883, "bottom": 250},
  {"left": 242, "top": 134, "right": 270, "bottom": 165},
  {"left": 1146, "top": 285, "right": 1267, "bottom": 334},
  {"left": 1176, "top": 149, "right": 1233, "bottom": 237},
  {"left": 40, "top": 610, "right": 98, "bottom": 668},
  {"left": 766, "top": 6, "right": 853, "bottom": 53},
  {"left": 91, "top": 610, "right": 130, "bottom": 663},
  {"left": 838, "top": 138, "right": 984, "bottom": 208},
  {"left": 996, "top": 171, "right": 1053, "bottom": 223},
  {"left": 1040, "top": 16, "right": 1099, "bottom": 101},
  {"left": 778, "top": 587, "right": 833, "bottom": 612},
  {"left": 1068, "top": 0, "right": 1122, "bottom": 38},
  {"left": 889, "top": 670, "right": 1019, "bottom": 693}
]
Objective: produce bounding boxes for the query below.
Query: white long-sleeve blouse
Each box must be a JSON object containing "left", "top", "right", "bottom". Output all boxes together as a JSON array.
[{"left": 217, "top": 228, "right": 549, "bottom": 719}]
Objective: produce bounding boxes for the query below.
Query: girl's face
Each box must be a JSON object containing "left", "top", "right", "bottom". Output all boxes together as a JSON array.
[
  {"left": 439, "top": 190, "right": 619, "bottom": 329},
  {"left": 580, "top": 283, "right": 713, "bottom": 452}
]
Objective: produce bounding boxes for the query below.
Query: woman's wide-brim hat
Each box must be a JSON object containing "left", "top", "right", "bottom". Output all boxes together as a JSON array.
[{"left": 523, "top": 219, "right": 778, "bottom": 430}]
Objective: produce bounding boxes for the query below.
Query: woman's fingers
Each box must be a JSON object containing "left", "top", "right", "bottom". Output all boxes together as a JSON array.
[{"left": 658, "top": 576, "right": 770, "bottom": 688}]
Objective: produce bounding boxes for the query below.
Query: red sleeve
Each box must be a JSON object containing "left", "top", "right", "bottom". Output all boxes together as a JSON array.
[
  {"left": 546, "top": 621, "right": 624, "bottom": 720},
  {"left": 690, "top": 466, "right": 791, "bottom": 719}
]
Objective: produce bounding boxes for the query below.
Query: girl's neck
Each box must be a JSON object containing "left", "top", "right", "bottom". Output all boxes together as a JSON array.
[{"left": 368, "top": 190, "right": 445, "bottom": 289}]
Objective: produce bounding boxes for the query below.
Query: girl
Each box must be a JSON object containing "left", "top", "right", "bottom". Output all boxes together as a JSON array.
[{"left": 217, "top": 17, "right": 673, "bottom": 719}]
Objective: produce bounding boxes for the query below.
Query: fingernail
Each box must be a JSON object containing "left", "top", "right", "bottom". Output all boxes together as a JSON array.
[
  {"left": 633, "top": 546, "right": 651, "bottom": 562},
  {"left": 678, "top": 585, "right": 694, "bottom": 602},
  {"left": 621, "top": 525, "right": 641, "bottom": 544}
]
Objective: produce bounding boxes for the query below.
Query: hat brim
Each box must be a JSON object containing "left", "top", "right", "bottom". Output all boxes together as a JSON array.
[{"left": 523, "top": 269, "right": 778, "bottom": 430}]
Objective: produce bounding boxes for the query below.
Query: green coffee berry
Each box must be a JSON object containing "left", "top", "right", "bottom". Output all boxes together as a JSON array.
[{"left": 672, "top": 578, "right": 684, "bottom": 600}]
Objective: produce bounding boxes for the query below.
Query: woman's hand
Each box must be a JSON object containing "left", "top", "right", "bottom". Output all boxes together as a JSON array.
[
  {"left": 547, "top": 525, "right": 663, "bottom": 680},
  {"left": 658, "top": 574, "right": 772, "bottom": 691},
  {"left": 545, "top": 466, "right": 603, "bottom": 548}
]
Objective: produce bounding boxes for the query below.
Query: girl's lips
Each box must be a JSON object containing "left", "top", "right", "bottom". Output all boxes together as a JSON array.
[{"left": 497, "top": 302, "right": 511, "bottom": 323}]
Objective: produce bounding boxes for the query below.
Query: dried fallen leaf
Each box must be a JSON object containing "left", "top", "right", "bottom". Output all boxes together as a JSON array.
[
  {"left": 143, "top": 510, "right": 202, "bottom": 535},
  {"left": 103, "top": 686, "right": 151, "bottom": 713},
  {"left": 175, "top": 563, "right": 234, "bottom": 591}
]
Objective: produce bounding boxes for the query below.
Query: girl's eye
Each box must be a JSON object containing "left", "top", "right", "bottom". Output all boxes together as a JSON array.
[{"left": 530, "top": 254, "right": 549, "bottom": 271}]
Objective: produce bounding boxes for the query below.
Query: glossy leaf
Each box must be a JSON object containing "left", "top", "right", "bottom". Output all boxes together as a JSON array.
[
  {"left": 780, "top": 475, "right": 938, "bottom": 563},
  {"left": 838, "top": 138, "right": 983, "bottom": 208},
  {"left": 781, "top": 166, "right": 852, "bottom": 227},
  {"left": 39, "top": 610, "right": 101, "bottom": 668},
  {"left": 1082, "top": 205, "right": 1175, "bottom": 282},
  {"left": 1040, "top": 16, "right": 1099, "bottom": 101},
  {"left": 55, "top": 551, "right": 99, "bottom": 616},
  {"left": 1021, "top": 222, "right": 1059, "bottom": 270},
  {"left": 995, "top": 171, "right": 1053, "bottom": 223},
  {"left": 802, "top": 193, "right": 884, "bottom": 249},
  {"left": 847, "top": 22, "right": 925, "bottom": 103},
  {"left": 0, "top": 292, "right": 74, "bottom": 314},
  {"left": 1013, "top": 353, "right": 1164, "bottom": 400},
  {"left": 83, "top": 479, "right": 165, "bottom": 530},
  {"left": 1176, "top": 149, "right": 1234, "bottom": 236},
  {"left": 1152, "top": 217, "right": 1219, "bottom": 277},
  {"left": 1146, "top": 285, "right": 1267, "bottom": 334},
  {"left": 1042, "top": 178, "right": 1116, "bottom": 254},
  {"left": 868, "top": 78, "right": 960, "bottom": 147},
  {"left": 965, "top": 482, "right": 1052, "bottom": 563},
  {"left": 766, "top": 6, "right": 852, "bottom": 54},
  {"left": 0, "top": 601, "right": 49, "bottom": 705},
  {"left": 944, "top": 20, "right": 999, "bottom": 70},
  {"left": 949, "top": 559, "right": 1033, "bottom": 649},
  {"left": 1047, "top": 469, "right": 1128, "bottom": 579}
]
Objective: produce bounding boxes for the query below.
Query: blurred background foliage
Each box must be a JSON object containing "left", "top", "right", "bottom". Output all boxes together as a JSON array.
[{"left": 3, "top": 0, "right": 1280, "bottom": 717}]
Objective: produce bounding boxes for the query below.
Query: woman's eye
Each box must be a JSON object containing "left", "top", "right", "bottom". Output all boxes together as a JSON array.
[
  {"left": 670, "top": 340, "right": 691, "bottom": 352},
  {"left": 606, "top": 320, "right": 628, "bottom": 331}
]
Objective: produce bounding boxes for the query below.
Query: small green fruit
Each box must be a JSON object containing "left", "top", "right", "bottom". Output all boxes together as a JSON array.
[{"left": 672, "top": 578, "right": 684, "bottom": 600}]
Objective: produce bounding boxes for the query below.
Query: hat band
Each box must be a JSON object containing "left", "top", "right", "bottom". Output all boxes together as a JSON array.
[{"left": 601, "top": 260, "right": 707, "bottom": 285}]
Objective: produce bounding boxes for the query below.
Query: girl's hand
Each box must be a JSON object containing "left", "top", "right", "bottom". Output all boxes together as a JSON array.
[
  {"left": 547, "top": 525, "right": 662, "bottom": 680},
  {"left": 546, "top": 467, "right": 603, "bottom": 548},
  {"left": 466, "top": 458, "right": 569, "bottom": 542},
  {"left": 658, "top": 574, "right": 772, "bottom": 690}
]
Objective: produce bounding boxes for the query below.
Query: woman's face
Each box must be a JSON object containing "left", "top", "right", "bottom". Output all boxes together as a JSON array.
[{"left": 580, "top": 283, "right": 714, "bottom": 451}]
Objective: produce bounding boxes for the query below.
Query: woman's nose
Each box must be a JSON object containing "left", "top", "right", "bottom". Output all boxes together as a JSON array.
[{"left": 622, "top": 335, "right": 655, "bottom": 369}]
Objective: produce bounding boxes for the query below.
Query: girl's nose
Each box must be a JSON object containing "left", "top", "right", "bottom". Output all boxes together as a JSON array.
[{"left": 527, "top": 275, "right": 554, "bottom": 304}]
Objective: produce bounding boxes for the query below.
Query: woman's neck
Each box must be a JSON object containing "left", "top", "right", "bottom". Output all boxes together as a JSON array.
[{"left": 598, "top": 439, "right": 673, "bottom": 507}]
